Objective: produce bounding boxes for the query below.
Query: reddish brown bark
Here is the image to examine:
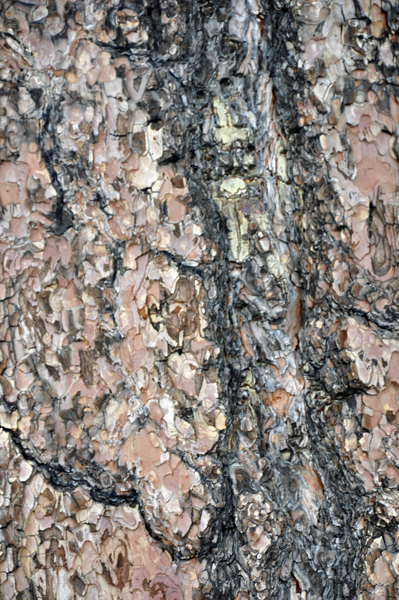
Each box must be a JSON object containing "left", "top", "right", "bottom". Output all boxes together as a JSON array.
[{"left": 0, "top": 1, "right": 399, "bottom": 599}]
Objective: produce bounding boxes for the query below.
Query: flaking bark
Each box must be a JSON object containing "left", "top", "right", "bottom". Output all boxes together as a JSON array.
[{"left": 0, "top": 1, "right": 398, "bottom": 599}]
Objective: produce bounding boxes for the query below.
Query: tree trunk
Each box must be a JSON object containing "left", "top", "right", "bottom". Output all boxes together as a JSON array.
[{"left": 0, "top": 0, "right": 399, "bottom": 598}]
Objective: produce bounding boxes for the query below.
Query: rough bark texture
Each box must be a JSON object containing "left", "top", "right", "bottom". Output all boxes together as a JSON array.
[{"left": 0, "top": 0, "right": 399, "bottom": 598}]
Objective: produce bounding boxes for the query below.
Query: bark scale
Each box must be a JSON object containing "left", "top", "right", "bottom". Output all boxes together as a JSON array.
[{"left": 0, "top": 0, "right": 398, "bottom": 599}]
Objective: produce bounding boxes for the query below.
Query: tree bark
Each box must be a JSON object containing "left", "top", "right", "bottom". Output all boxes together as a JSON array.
[{"left": 0, "top": 0, "right": 399, "bottom": 598}]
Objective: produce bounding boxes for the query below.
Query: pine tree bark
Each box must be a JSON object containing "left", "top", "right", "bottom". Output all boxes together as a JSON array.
[{"left": 0, "top": 0, "right": 399, "bottom": 599}]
